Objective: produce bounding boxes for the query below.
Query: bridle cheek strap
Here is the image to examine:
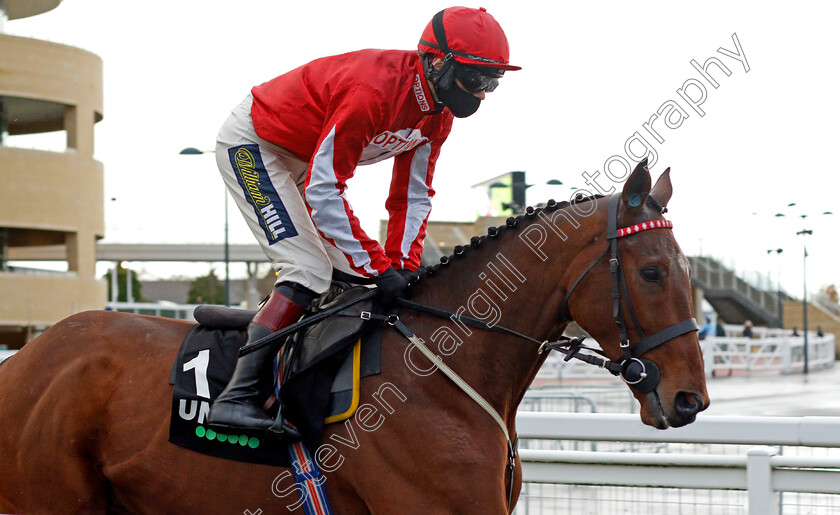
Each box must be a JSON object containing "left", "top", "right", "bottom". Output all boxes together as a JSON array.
[{"left": 561, "top": 194, "right": 697, "bottom": 393}]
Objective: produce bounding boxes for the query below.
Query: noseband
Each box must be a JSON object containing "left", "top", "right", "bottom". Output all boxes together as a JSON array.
[{"left": 558, "top": 194, "right": 698, "bottom": 393}]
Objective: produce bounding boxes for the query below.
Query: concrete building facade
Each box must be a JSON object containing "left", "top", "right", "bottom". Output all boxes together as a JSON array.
[{"left": 0, "top": 0, "right": 106, "bottom": 348}]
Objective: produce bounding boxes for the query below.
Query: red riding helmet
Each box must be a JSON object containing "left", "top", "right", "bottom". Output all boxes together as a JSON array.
[{"left": 418, "top": 6, "right": 521, "bottom": 72}]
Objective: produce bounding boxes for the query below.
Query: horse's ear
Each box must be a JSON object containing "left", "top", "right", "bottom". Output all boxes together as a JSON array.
[
  {"left": 621, "top": 158, "right": 651, "bottom": 211},
  {"left": 651, "top": 167, "right": 673, "bottom": 208}
]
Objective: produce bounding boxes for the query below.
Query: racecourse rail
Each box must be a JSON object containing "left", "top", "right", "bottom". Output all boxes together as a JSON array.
[{"left": 514, "top": 412, "right": 840, "bottom": 514}]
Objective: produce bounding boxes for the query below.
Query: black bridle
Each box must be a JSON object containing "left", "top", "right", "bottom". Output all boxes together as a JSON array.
[{"left": 556, "top": 193, "right": 698, "bottom": 393}]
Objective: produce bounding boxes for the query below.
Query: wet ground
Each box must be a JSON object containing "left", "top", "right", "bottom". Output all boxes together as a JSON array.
[
  {"left": 702, "top": 364, "right": 840, "bottom": 417},
  {"left": 531, "top": 363, "right": 840, "bottom": 418}
]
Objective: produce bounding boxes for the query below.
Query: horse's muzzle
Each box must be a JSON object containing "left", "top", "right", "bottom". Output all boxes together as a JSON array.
[{"left": 671, "top": 390, "right": 708, "bottom": 427}]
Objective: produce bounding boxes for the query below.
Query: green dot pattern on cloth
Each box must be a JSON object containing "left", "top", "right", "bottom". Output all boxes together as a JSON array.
[{"left": 195, "top": 425, "right": 260, "bottom": 449}]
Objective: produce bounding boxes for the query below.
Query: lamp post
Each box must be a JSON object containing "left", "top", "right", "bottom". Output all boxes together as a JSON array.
[
  {"left": 765, "top": 207, "right": 832, "bottom": 375},
  {"left": 766, "top": 248, "right": 783, "bottom": 328},
  {"left": 797, "top": 225, "right": 812, "bottom": 374},
  {"left": 785, "top": 210, "right": 832, "bottom": 375},
  {"left": 179, "top": 147, "right": 229, "bottom": 307}
]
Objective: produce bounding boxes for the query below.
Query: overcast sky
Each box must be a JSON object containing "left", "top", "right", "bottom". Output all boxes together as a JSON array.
[{"left": 7, "top": 1, "right": 840, "bottom": 296}]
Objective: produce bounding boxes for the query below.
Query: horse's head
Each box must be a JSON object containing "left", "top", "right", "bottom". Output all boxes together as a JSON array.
[{"left": 564, "top": 159, "right": 709, "bottom": 428}]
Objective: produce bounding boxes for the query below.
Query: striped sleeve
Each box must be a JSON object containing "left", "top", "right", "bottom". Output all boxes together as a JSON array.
[
  {"left": 303, "top": 90, "right": 392, "bottom": 278},
  {"left": 384, "top": 119, "right": 450, "bottom": 270}
]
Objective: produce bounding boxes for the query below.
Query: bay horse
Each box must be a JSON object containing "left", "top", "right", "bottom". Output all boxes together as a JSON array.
[{"left": 0, "top": 161, "right": 708, "bottom": 513}]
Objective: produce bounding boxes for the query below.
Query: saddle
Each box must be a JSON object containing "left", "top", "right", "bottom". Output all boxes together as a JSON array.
[
  {"left": 169, "top": 285, "right": 383, "bottom": 466},
  {"left": 193, "top": 285, "right": 377, "bottom": 379}
]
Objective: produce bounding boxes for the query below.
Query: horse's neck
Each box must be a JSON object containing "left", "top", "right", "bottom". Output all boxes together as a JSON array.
[{"left": 410, "top": 209, "right": 603, "bottom": 422}]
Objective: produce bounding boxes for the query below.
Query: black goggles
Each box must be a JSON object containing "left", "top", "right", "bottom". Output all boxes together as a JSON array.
[{"left": 455, "top": 63, "right": 503, "bottom": 93}]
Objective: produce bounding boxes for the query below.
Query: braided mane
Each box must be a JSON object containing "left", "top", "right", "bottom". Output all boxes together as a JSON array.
[{"left": 414, "top": 193, "right": 603, "bottom": 284}]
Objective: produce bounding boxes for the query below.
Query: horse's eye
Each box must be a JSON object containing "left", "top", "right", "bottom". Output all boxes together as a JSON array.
[{"left": 640, "top": 267, "right": 662, "bottom": 283}]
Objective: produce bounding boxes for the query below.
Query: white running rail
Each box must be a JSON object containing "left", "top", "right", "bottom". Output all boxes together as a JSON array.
[{"left": 515, "top": 412, "right": 840, "bottom": 514}]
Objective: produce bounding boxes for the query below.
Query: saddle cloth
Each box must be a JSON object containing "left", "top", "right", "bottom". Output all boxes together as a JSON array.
[{"left": 168, "top": 287, "right": 382, "bottom": 466}]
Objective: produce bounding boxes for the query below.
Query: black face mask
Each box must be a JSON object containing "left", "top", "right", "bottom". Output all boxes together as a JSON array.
[{"left": 436, "top": 83, "right": 481, "bottom": 118}]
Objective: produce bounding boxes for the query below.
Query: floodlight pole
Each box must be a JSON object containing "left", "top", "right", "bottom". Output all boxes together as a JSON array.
[
  {"left": 179, "top": 147, "right": 229, "bottom": 306},
  {"left": 797, "top": 227, "right": 812, "bottom": 374}
]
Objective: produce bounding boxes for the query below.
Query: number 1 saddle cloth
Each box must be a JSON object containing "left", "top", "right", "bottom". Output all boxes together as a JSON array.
[{"left": 168, "top": 287, "right": 382, "bottom": 467}]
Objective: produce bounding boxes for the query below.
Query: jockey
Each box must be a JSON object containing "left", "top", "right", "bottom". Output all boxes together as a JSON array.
[{"left": 207, "top": 6, "right": 521, "bottom": 438}]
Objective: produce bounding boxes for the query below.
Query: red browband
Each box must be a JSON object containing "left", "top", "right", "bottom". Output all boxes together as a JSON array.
[{"left": 617, "top": 219, "right": 673, "bottom": 238}]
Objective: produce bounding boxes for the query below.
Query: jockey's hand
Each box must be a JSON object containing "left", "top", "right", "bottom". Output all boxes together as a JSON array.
[
  {"left": 396, "top": 268, "right": 422, "bottom": 285},
  {"left": 375, "top": 267, "right": 408, "bottom": 304}
]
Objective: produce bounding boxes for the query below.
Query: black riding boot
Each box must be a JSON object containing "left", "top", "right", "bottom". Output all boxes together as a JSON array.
[
  {"left": 207, "top": 287, "right": 310, "bottom": 439},
  {"left": 206, "top": 323, "right": 282, "bottom": 431}
]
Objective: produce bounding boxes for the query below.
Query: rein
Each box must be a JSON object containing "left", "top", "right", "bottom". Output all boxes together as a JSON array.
[{"left": 396, "top": 298, "right": 620, "bottom": 373}]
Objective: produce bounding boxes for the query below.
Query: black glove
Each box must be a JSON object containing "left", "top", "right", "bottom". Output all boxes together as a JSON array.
[
  {"left": 396, "top": 268, "right": 421, "bottom": 285},
  {"left": 375, "top": 266, "right": 408, "bottom": 304}
]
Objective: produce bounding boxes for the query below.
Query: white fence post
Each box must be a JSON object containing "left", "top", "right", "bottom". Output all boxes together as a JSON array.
[
  {"left": 781, "top": 339, "right": 791, "bottom": 373},
  {"left": 701, "top": 340, "right": 714, "bottom": 377},
  {"left": 746, "top": 446, "right": 778, "bottom": 515}
]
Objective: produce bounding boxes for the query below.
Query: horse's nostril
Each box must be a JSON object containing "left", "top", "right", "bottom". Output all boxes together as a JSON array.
[{"left": 674, "top": 391, "right": 702, "bottom": 419}]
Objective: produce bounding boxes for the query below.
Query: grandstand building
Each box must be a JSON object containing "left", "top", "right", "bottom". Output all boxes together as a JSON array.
[{"left": 0, "top": 0, "right": 106, "bottom": 348}]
